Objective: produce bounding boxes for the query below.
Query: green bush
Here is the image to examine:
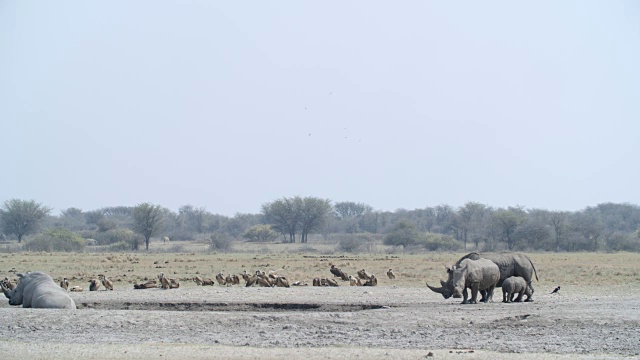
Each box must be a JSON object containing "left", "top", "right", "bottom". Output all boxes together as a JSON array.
[
  {"left": 384, "top": 221, "right": 420, "bottom": 246},
  {"left": 24, "top": 228, "right": 86, "bottom": 252},
  {"left": 606, "top": 232, "right": 640, "bottom": 252},
  {"left": 94, "top": 228, "right": 137, "bottom": 246},
  {"left": 337, "top": 236, "right": 362, "bottom": 253},
  {"left": 109, "top": 241, "right": 133, "bottom": 252},
  {"left": 209, "top": 232, "right": 233, "bottom": 252},
  {"left": 418, "top": 233, "right": 462, "bottom": 251},
  {"left": 243, "top": 224, "right": 278, "bottom": 242}
]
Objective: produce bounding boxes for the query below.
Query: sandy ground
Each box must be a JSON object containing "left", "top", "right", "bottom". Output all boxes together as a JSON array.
[{"left": 1, "top": 284, "right": 639, "bottom": 359}]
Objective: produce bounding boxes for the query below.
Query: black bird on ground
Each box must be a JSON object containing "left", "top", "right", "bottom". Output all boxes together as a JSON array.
[{"left": 551, "top": 286, "right": 561, "bottom": 294}]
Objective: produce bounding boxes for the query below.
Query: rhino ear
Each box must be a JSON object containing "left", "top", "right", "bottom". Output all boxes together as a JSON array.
[
  {"left": 440, "top": 280, "right": 447, "bottom": 287},
  {"left": 17, "top": 273, "right": 25, "bottom": 278}
]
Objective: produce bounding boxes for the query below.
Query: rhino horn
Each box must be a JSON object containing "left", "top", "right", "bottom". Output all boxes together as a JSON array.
[
  {"left": 440, "top": 280, "right": 447, "bottom": 288},
  {"left": 426, "top": 282, "right": 444, "bottom": 294},
  {"left": 1, "top": 283, "right": 11, "bottom": 299}
]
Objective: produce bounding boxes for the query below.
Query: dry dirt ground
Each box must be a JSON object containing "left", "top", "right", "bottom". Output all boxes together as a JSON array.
[{"left": 1, "top": 284, "right": 639, "bottom": 359}]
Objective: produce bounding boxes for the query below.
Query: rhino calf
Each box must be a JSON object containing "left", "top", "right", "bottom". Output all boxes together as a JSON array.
[{"left": 502, "top": 276, "right": 532, "bottom": 303}]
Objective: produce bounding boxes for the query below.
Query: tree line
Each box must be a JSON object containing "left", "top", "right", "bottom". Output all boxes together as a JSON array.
[{"left": 1, "top": 197, "right": 639, "bottom": 252}]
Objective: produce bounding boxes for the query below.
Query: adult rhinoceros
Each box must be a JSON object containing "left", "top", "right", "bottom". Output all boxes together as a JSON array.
[
  {"left": 451, "top": 258, "right": 500, "bottom": 304},
  {"left": 1, "top": 271, "right": 76, "bottom": 309},
  {"left": 427, "top": 252, "right": 539, "bottom": 302}
]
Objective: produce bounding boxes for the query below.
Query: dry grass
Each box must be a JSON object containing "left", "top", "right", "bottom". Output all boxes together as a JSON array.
[{"left": 2, "top": 244, "right": 639, "bottom": 293}]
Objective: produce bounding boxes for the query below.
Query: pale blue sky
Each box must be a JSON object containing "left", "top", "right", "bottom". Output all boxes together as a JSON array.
[{"left": 1, "top": 1, "right": 639, "bottom": 215}]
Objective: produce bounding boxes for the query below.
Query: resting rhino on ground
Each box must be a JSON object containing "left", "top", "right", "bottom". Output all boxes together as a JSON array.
[
  {"left": 502, "top": 276, "right": 532, "bottom": 303},
  {"left": 1, "top": 271, "right": 76, "bottom": 309},
  {"left": 427, "top": 252, "right": 538, "bottom": 302},
  {"left": 450, "top": 258, "right": 500, "bottom": 304}
]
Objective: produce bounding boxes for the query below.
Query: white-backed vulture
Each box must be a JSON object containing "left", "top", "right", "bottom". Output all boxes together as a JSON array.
[
  {"left": 241, "top": 271, "right": 250, "bottom": 284},
  {"left": 363, "top": 274, "right": 378, "bottom": 286},
  {"left": 100, "top": 274, "right": 114, "bottom": 290},
  {"left": 312, "top": 278, "right": 321, "bottom": 286},
  {"left": 330, "top": 265, "right": 349, "bottom": 281},
  {"left": 159, "top": 273, "right": 171, "bottom": 289},
  {"left": 257, "top": 275, "right": 273, "bottom": 287},
  {"left": 193, "top": 276, "right": 204, "bottom": 285},
  {"left": 60, "top": 278, "right": 69, "bottom": 290},
  {"left": 216, "top": 273, "right": 226, "bottom": 286},
  {"left": 231, "top": 274, "right": 240, "bottom": 285},
  {"left": 169, "top": 278, "right": 180, "bottom": 289},
  {"left": 89, "top": 279, "right": 100, "bottom": 291},
  {"left": 357, "top": 269, "right": 371, "bottom": 281},
  {"left": 225, "top": 274, "right": 233, "bottom": 286},
  {"left": 387, "top": 269, "right": 396, "bottom": 280},
  {"left": 275, "top": 276, "right": 290, "bottom": 288},
  {"left": 133, "top": 281, "right": 157, "bottom": 289}
]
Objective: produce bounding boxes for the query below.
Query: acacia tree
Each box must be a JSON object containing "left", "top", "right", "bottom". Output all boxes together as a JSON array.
[
  {"left": 0, "top": 199, "right": 51, "bottom": 243},
  {"left": 492, "top": 207, "right": 526, "bottom": 250},
  {"left": 262, "top": 197, "right": 301, "bottom": 243},
  {"left": 132, "top": 203, "right": 164, "bottom": 251},
  {"left": 456, "top": 202, "right": 487, "bottom": 250},
  {"left": 299, "top": 197, "right": 332, "bottom": 243},
  {"left": 334, "top": 201, "right": 373, "bottom": 219}
]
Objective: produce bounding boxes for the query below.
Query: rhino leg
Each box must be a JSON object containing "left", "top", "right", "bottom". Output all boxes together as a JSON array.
[
  {"left": 486, "top": 285, "right": 496, "bottom": 303},
  {"left": 461, "top": 288, "right": 469, "bottom": 304},
  {"left": 469, "top": 283, "right": 479, "bottom": 304},
  {"left": 514, "top": 289, "right": 525, "bottom": 302},
  {"left": 479, "top": 289, "right": 488, "bottom": 302},
  {"left": 524, "top": 283, "right": 535, "bottom": 302}
]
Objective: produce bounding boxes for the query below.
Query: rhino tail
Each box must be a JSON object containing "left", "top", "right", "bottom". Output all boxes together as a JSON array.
[{"left": 528, "top": 256, "right": 539, "bottom": 281}]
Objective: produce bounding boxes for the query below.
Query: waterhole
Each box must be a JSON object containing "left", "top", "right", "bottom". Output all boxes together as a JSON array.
[{"left": 77, "top": 301, "right": 387, "bottom": 312}]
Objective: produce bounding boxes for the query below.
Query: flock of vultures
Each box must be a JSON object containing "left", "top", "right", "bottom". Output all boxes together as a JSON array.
[{"left": 1, "top": 252, "right": 542, "bottom": 309}]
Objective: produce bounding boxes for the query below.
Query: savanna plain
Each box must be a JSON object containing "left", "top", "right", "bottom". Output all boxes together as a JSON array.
[{"left": 1, "top": 244, "right": 639, "bottom": 359}]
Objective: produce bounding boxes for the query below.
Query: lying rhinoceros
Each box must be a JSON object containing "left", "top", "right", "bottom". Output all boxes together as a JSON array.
[
  {"left": 1, "top": 271, "right": 76, "bottom": 309},
  {"left": 427, "top": 252, "right": 539, "bottom": 302},
  {"left": 450, "top": 258, "right": 500, "bottom": 304}
]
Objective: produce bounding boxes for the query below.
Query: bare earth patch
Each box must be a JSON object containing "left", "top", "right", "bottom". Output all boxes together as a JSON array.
[{"left": 1, "top": 285, "right": 639, "bottom": 359}]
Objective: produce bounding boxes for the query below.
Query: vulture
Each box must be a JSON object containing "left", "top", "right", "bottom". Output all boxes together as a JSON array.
[
  {"left": 89, "top": 279, "right": 100, "bottom": 291},
  {"left": 159, "top": 273, "right": 171, "bottom": 289},
  {"left": 326, "top": 278, "right": 339, "bottom": 287},
  {"left": 330, "top": 265, "right": 349, "bottom": 281},
  {"left": 275, "top": 276, "right": 290, "bottom": 288},
  {"left": 216, "top": 273, "right": 226, "bottom": 286},
  {"left": 100, "top": 274, "right": 114, "bottom": 290},
  {"left": 387, "top": 269, "right": 396, "bottom": 280},
  {"left": 363, "top": 274, "right": 378, "bottom": 286},
  {"left": 357, "top": 269, "right": 372, "bottom": 281},
  {"left": 312, "top": 278, "right": 321, "bottom": 286},
  {"left": 60, "top": 277, "right": 69, "bottom": 290}
]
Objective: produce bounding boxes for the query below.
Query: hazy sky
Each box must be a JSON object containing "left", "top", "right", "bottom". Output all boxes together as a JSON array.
[{"left": 1, "top": 1, "right": 639, "bottom": 216}]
